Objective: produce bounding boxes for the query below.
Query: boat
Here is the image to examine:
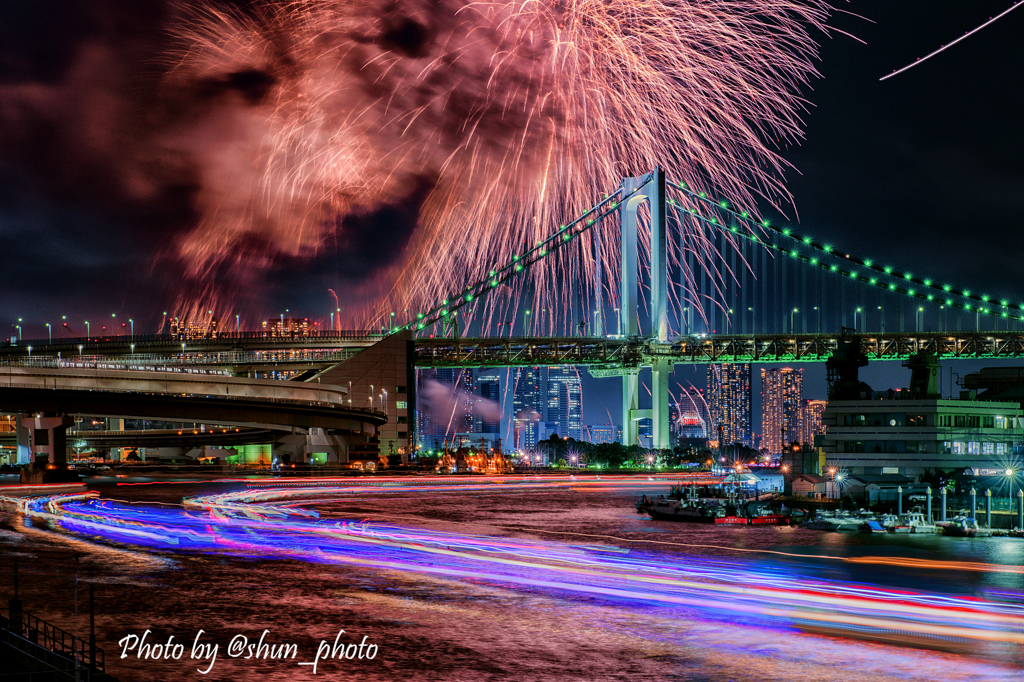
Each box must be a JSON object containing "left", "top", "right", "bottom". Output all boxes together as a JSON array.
[
  {"left": 800, "top": 512, "right": 840, "bottom": 531},
  {"left": 939, "top": 516, "right": 992, "bottom": 537},
  {"left": 644, "top": 497, "right": 722, "bottom": 523},
  {"left": 890, "top": 512, "right": 939, "bottom": 534}
]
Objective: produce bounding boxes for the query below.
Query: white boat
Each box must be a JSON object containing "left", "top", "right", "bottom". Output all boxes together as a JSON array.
[{"left": 891, "top": 512, "right": 939, "bottom": 534}]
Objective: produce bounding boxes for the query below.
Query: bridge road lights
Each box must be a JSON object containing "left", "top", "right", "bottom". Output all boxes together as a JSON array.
[
  {"left": 85, "top": 321, "right": 90, "bottom": 338},
  {"left": 916, "top": 307, "right": 924, "bottom": 333},
  {"left": 854, "top": 307, "right": 862, "bottom": 332},
  {"left": 877, "top": 306, "right": 884, "bottom": 335},
  {"left": 45, "top": 323, "right": 51, "bottom": 344},
  {"left": 129, "top": 319, "right": 134, "bottom": 341},
  {"left": 814, "top": 306, "right": 820, "bottom": 333},
  {"left": 790, "top": 308, "right": 798, "bottom": 334}
]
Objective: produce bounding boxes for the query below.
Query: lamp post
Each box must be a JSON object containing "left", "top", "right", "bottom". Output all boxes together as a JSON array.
[
  {"left": 854, "top": 307, "right": 862, "bottom": 332},
  {"left": 790, "top": 308, "right": 798, "bottom": 334},
  {"left": 916, "top": 306, "right": 924, "bottom": 333},
  {"left": 814, "top": 306, "right": 820, "bottom": 333},
  {"left": 129, "top": 319, "right": 134, "bottom": 342},
  {"left": 877, "top": 306, "right": 884, "bottom": 335},
  {"left": 1008, "top": 469, "right": 1015, "bottom": 512},
  {"left": 85, "top": 321, "right": 90, "bottom": 338},
  {"left": 46, "top": 323, "right": 51, "bottom": 344}
]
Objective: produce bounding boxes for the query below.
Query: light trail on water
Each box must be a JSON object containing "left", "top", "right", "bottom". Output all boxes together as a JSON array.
[{"left": 5, "top": 489, "right": 1024, "bottom": 658}]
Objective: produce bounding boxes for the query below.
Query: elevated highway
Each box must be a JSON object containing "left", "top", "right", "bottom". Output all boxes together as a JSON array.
[{"left": 6, "top": 332, "right": 1024, "bottom": 374}]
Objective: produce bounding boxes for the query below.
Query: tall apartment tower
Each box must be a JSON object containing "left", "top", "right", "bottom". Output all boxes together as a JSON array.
[
  {"left": 760, "top": 367, "right": 804, "bottom": 454},
  {"left": 707, "top": 364, "right": 753, "bottom": 448},
  {"left": 801, "top": 399, "right": 828, "bottom": 447}
]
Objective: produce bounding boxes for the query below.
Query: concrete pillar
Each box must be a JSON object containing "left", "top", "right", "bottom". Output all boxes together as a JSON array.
[
  {"left": 926, "top": 487, "right": 932, "bottom": 523},
  {"left": 941, "top": 487, "right": 947, "bottom": 521},
  {"left": 22, "top": 414, "right": 74, "bottom": 467},
  {"left": 15, "top": 414, "right": 31, "bottom": 465},
  {"left": 621, "top": 371, "right": 639, "bottom": 446},
  {"left": 652, "top": 359, "right": 670, "bottom": 450},
  {"left": 985, "top": 488, "right": 992, "bottom": 528},
  {"left": 107, "top": 418, "right": 125, "bottom": 461},
  {"left": 1018, "top": 490, "right": 1023, "bottom": 530}
]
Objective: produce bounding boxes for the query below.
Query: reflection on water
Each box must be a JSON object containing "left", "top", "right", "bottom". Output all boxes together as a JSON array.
[{"left": 1, "top": 478, "right": 1022, "bottom": 681}]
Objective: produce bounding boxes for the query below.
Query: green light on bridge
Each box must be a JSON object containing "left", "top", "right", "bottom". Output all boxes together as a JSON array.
[
  {"left": 802, "top": 237, "right": 811, "bottom": 244},
  {"left": 982, "top": 295, "right": 990, "bottom": 302},
  {"left": 824, "top": 245, "right": 833, "bottom": 252},
  {"left": 465, "top": 294, "right": 473, "bottom": 302},
  {"left": 864, "top": 260, "right": 873, "bottom": 267},
  {"left": 884, "top": 267, "right": 893, "bottom": 274},
  {"left": 740, "top": 212, "right": 748, "bottom": 219},
  {"left": 928, "top": 295, "right": 934, "bottom": 301},
  {"left": 719, "top": 200, "right": 728, "bottom": 208},
  {"left": 515, "top": 264, "right": 523, "bottom": 272},
  {"left": 889, "top": 284, "right": 896, "bottom": 290},
  {"left": 417, "top": 313, "right": 424, "bottom": 319},
  {"left": 870, "top": 278, "right": 877, "bottom": 284},
  {"left": 830, "top": 265, "right": 837, "bottom": 272},
  {"left": 924, "top": 279, "right": 932, "bottom": 286},
  {"left": 699, "top": 191, "right": 706, "bottom": 198},
  {"left": 782, "top": 228, "right": 790, "bottom": 236},
  {"left": 904, "top": 273, "right": 912, "bottom": 280},
  {"left": 811, "top": 258, "right": 818, "bottom": 265},
  {"left": 943, "top": 285, "right": 951, "bottom": 291}
]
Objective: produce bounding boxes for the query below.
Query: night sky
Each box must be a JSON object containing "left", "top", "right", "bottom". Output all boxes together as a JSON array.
[{"left": 1, "top": 1, "right": 1022, "bottom": 431}]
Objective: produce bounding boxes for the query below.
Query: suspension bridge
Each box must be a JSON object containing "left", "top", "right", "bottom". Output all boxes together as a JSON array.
[{"left": 3, "top": 169, "right": 1022, "bottom": 453}]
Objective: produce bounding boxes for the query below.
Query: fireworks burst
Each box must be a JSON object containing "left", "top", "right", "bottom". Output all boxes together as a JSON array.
[{"left": 165, "top": 0, "right": 834, "bottom": 332}]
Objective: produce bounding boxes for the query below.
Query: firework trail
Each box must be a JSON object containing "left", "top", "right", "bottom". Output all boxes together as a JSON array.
[
  {"left": 880, "top": 2, "right": 1024, "bottom": 81},
  {"left": 165, "top": 0, "right": 833, "bottom": 332}
]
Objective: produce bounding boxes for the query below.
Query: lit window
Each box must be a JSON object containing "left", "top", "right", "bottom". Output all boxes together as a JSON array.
[
  {"left": 396, "top": 401, "right": 407, "bottom": 410},
  {"left": 982, "top": 442, "right": 995, "bottom": 455},
  {"left": 968, "top": 442, "right": 981, "bottom": 455}
]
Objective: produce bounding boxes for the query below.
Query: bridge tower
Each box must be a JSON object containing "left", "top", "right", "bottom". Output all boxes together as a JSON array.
[{"left": 616, "top": 169, "right": 670, "bottom": 450}]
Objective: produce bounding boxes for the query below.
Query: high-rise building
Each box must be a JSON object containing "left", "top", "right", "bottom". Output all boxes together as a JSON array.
[
  {"left": 545, "top": 367, "right": 582, "bottom": 440},
  {"left": 801, "top": 399, "right": 828, "bottom": 447},
  {"left": 476, "top": 374, "right": 501, "bottom": 434},
  {"left": 512, "top": 367, "right": 543, "bottom": 448},
  {"left": 760, "top": 367, "right": 804, "bottom": 454},
  {"left": 707, "top": 364, "right": 752, "bottom": 448},
  {"left": 671, "top": 389, "right": 710, "bottom": 445},
  {"left": 416, "top": 368, "right": 476, "bottom": 449}
]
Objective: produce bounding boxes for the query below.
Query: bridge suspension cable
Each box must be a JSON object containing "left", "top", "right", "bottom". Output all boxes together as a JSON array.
[
  {"left": 667, "top": 179, "right": 1024, "bottom": 324},
  {"left": 403, "top": 172, "right": 654, "bottom": 335}
]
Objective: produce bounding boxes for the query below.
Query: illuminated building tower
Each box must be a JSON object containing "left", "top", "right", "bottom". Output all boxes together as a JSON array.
[
  {"left": 545, "top": 367, "right": 583, "bottom": 440},
  {"left": 512, "top": 367, "right": 543, "bottom": 448},
  {"left": 707, "top": 364, "right": 752, "bottom": 448},
  {"left": 476, "top": 374, "right": 501, "bottom": 434},
  {"left": 801, "top": 399, "right": 828, "bottom": 447},
  {"left": 760, "top": 367, "right": 804, "bottom": 454}
]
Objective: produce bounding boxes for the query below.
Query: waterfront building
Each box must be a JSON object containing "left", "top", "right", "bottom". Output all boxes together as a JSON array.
[
  {"left": 821, "top": 395, "right": 1024, "bottom": 476},
  {"left": 760, "top": 367, "right": 803, "bottom": 454},
  {"left": 707, "top": 364, "right": 753, "bottom": 448}
]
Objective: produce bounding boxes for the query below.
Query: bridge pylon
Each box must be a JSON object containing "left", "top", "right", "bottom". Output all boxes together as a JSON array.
[{"left": 616, "top": 168, "right": 670, "bottom": 450}]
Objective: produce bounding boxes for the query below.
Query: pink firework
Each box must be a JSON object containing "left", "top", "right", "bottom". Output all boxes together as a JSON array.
[{"left": 164, "top": 0, "right": 834, "bottom": 332}]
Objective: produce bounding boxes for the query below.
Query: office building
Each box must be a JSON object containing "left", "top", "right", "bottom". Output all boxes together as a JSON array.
[
  {"left": 546, "top": 367, "right": 583, "bottom": 440},
  {"left": 512, "top": 367, "right": 543, "bottom": 448}
]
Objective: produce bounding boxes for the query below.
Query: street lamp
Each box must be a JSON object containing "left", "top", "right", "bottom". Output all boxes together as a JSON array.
[
  {"left": 854, "top": 307, "right": 862, "bottom": 332},
  {"left": 916, "top": 306, "right": 924, "bottom": 333},
  {"left": 790, "top": 308, "right": 798, "bottom": 334},
  {"left": 45, "top": 323, "right": 51, "bottom": 344},
  {"left": 129, "top": 319, "right": 134, "bottom": 341},
  {"left": 85, "top": 321, "right": 90, "bottom": 338},
  {"left": 877, "top": 306, "right": 884, "bottom": 335},
  {"left": 813, "top": 306, "right": 820, "bottom": 332}
]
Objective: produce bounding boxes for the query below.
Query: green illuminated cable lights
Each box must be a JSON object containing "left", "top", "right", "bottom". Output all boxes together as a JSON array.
[
  {"left": 409, "top": 174, "right": 652, "bottom": 333},
  {"left": 668, "top": 178, "right": 1023, "bottom": 316},
  {"left": 668, "top": 198, "right": 1014, "bottom": 321}
]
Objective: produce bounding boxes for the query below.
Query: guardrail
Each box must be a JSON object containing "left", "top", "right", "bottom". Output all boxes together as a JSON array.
[{"left": 2, "top": 607, "right": 104, "bottom": 677}]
